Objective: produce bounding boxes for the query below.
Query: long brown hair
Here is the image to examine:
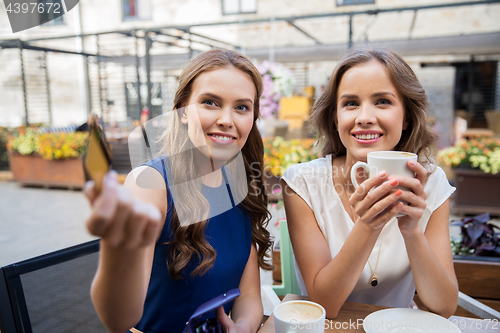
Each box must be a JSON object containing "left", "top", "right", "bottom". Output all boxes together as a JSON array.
[
  {"left": 311, "top": 46, "right": 437, "bottom": 167},
  {"left": 159, "top": 49, "right": 272, "bottom": 278}
]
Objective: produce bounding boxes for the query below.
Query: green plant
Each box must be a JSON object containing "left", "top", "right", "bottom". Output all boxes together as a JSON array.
[
  {"left": 10, "top": 127, "right": 38, "bottom": 155},
  {"left": 0, "top": 127, "right": 12, "bottom": 164},
  {"left": 9, "top": 127, "right": 88, "bottom": 160},
  {"left": 263, "top": 137, "right": 319, "bottom": 176},
  {"left": 450, "top": 238, "right": 475, "bottom": 256},
  {"left": 437, "top": 137, "right": 500, "bottom": 174}
]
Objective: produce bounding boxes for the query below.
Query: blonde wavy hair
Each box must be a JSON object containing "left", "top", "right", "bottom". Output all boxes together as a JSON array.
[{"left": 158, "top": 49, "right": 273, "bottom": 279}]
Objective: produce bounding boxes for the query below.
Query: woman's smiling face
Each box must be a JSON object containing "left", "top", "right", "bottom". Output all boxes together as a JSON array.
[
  {"left": 336, "top": 59, "right": 407, "bottom": 164},
  {"left": 181, "top": 65, "right": 256, "bottom": 164}
]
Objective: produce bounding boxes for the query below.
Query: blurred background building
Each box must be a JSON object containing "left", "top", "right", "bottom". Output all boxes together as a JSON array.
[
  {"left": 0, "top": 0, "right": 499, "bottom": 149},
  {"left": 1, "top": 3, "right": 500, "bottom": 319}
]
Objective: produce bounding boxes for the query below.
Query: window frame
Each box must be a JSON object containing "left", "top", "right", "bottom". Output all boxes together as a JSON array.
[
  {"left": 122, "top": 0, "right": 152, "bottom": 21},
  {"left": 221, "top": 0, "right": 257, "bottom": 16},
  {"left": 336, "top": 0, "right": 375, "bottom": 6},
  {"left": 39, "top": 0, "right": 66, "bottom": 26}
]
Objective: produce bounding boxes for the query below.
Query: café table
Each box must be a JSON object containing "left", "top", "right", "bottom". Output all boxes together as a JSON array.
[{"left": 259, "top": 294, "right": 499, "bottom": 333}]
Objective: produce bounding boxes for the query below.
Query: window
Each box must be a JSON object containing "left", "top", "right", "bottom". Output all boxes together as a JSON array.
[
  {"left": 39, "top": 0, "right": 65, "bottom": 26},
  {"left": 123, "top": 0, "right": 151, "bottom": 20},
  {"left": 337, "top": 0, "right": 375, "bottom": 6},
  {"left": 454, "top": 61, "right": 497, "bottom": 127},
  {"left": 222, "top": 0, "right": 257, "bottom": 15},
  {"left": 125, "top": 83, "right": 163, "bottom": 120}
]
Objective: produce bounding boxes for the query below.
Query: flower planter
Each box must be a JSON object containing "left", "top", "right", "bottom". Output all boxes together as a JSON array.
[
  {"left": 9, "top": 152, "right": 85, "bottom": 189},
  {"left": 453, "top": 168, "right": 500, "bottom": 215},
  {"left": 453, "top": 257, "right": 500, "bottom": 303}
]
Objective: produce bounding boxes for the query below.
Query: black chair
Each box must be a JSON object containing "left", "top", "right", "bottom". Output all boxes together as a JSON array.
[{"left": 0, "top": 239, "right": 107, "bottom": 332}]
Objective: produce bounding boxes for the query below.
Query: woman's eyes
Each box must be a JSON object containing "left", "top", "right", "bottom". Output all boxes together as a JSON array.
[
  {"left": 235, "top": 104, "right": 251, "bottom": 112},
  {"left": 202, "top": 99, "right": 217, "bottom": 107},
  {"left": 376, "top": 98, "right": 392, "bottom": 105},
  {"left": 343, "top": 100, "right": 358, "bottom": 107},
  {"left": 342, "top": 99, "right": 392, "bottom": 107},
  {"left": 201, "top": 99, "right": 250, "bottom": 112}
]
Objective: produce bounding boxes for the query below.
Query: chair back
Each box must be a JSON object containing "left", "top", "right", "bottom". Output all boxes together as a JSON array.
[
  {"left": 0, "top": 240, "right": 107, "bottom": 333},
  {"left": 485, "top": 110, "right": 500, "bottom": 135},
  {"left": 272, "top": 219, "right": 301, "bottom": 297}
]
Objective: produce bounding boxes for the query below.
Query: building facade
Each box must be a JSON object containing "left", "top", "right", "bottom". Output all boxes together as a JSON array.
[{"left": 0, "top": 0, "right": 499, "bottom": 146}]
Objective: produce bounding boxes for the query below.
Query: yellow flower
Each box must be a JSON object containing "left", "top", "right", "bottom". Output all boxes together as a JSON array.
[
  {"left": 438, "top": 137, "right": 500, "bottom": 174},
  {"left": 12, "top": 129, "right": 88, "bottom": 160},
  {"left": 263, "top": 137, "right": 319, "bottom": 176}
]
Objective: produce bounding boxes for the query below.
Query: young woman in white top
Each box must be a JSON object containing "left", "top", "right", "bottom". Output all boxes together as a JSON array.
[{"left": 281, "top": 47, "right": 458, "bottom": 318}]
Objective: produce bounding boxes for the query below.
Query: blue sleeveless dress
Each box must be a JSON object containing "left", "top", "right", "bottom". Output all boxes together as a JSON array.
[{"left": 131, "top": 157, "right": 252, "bottom": 333}]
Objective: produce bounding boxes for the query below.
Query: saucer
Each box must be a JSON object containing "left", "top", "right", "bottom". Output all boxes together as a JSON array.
[{"left": 363, "top": 308, "right": 461, "bottom": 333}]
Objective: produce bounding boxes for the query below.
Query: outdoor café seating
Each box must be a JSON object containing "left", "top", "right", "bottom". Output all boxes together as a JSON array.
[
  {"left": 261, "top": 220, "right": 500, "bottom": 333},
  {"left": 0, "top": 240, "right": 107, "bottom": 333}
]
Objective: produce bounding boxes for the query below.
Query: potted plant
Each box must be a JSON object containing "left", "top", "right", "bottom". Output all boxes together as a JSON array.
[
  {"left": 263, "top": 137, "right": 319, "bottom": 200},
  {"left": 450, "top": 212, "right": 500, "bottom": 303},
  {"left": 0, "top": 127, "right": 13, "bottom": 170},
  {"left": 256, "top": 61, "right": 295, "bottom": 120},
  {"left": 451, "top": 213, "right": 500, "bottom": 258},
  {"left": 8, "top": 127, "right": 88, "bottom": 189},
  {"left": 437, "top": 137, "right": 500, "bottom": 214}
]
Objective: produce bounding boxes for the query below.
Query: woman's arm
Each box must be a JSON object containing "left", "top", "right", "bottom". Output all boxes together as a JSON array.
[
  {"left": 85, "top": 167, "right": 167, "bottom": 333},
  {"left": 217, "top": 245, "right": 263, "bottom": 333},
  {"left": 396, "top": 162, "right": 458, "bottom": 317},
  {"left": 281, "top": 175, "right": 403, "bottom": 318},
  {"left": 401, "top": 199, "right": 458, "bottom": 317}
]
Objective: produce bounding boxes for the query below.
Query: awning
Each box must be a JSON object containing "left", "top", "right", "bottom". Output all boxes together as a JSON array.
[
  {"left": 99, "top": 32, "right": 500, "bottom": 69},
  {"left": 245, "top": 32, "right": 500, "bottom": 63}
]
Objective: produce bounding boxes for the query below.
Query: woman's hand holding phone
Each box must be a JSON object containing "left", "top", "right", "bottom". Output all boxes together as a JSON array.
[{"left": 84, "top": 171, "right": 162, "bottom": 249}]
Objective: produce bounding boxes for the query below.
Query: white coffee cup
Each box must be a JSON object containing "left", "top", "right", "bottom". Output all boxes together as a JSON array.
[
  {"left": 350, "top": 151, "right": 418, "bottom": 217},
  {"left": 274, "top": 300, "right": 326, "bottom": 333}
]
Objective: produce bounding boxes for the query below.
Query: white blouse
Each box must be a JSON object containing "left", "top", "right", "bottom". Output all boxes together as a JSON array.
[{"left": 281, "top": 154, "right": 455, "bottom": 308}]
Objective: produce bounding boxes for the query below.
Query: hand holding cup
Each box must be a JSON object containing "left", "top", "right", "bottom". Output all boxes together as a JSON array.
[{"left": 350, "top": 151, "right": 417, "bottom": 217}]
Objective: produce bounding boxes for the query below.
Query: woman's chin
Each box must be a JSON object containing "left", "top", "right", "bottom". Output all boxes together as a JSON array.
[
  {"left": 193, "top": 149, "right": 240, "bottom": 168},
  {"left": 209, "top": 144, "right": 242, "bottom": 161}
]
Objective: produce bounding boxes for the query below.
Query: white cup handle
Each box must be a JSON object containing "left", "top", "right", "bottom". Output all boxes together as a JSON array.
[{"left": 350, "top": 161, "right": 369, "bottom": 189}]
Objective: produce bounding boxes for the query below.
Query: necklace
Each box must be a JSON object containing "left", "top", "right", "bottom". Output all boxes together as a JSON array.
[
  {"left": 340, "top": 161, "right": 386, "bottom": 287},
  {"left": 339, "top": 163, "right": 355, "bottom": 221},
  {"left": 366, "top": 225, "right": 386, "bottom": 287}
]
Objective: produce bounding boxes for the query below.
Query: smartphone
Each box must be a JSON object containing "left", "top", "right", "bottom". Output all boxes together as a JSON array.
[{"left": 82, "top": 114, "right": 112, "bottom": 193}]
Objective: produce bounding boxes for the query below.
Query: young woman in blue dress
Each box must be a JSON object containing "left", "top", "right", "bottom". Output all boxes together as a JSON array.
[
  {"left": 281, "top": 47, "right": 458, "bottom": 318},
  {"left": 84, "top": 49, "right": 272, "bottom": 333}
]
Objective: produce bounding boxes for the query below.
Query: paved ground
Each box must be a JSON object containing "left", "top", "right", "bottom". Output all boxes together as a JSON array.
[{"left": 0, "top": 181, "right": 96, "bottom": 267}]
